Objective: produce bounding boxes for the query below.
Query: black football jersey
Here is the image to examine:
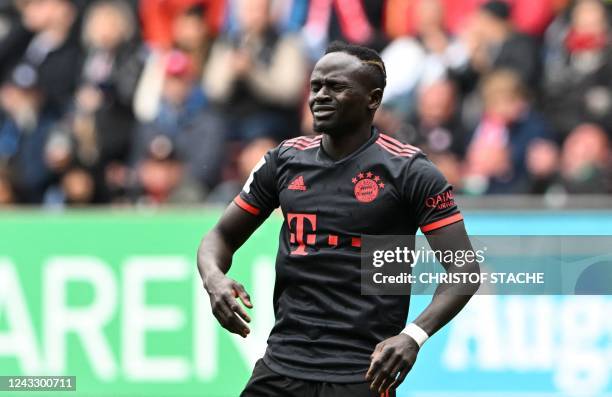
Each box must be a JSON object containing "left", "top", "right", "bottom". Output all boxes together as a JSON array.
[{"left": 234, "top": 128, "right": 462, "bottom": 382}]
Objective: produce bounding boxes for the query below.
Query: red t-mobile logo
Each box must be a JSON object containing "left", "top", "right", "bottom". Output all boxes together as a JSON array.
[{"left": 287, "top": 213, "right": 317, "bottom": 255}]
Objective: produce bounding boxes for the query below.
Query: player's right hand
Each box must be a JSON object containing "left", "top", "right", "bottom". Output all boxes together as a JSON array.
[
  {"left": 366, "top": 333, "right": 419, "bottom": 393},
  {"left": 205, "top": 274, "right": 253, "bottom": 337}
]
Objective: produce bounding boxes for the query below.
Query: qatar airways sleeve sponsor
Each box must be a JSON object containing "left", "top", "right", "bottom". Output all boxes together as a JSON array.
[{"left": 424, "top": 190, "right": 456, "bottom": 211}]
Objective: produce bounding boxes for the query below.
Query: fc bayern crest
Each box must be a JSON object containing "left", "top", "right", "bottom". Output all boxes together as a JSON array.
[{"left": 352, "top": 171, "right": 385, "bottom": 203}]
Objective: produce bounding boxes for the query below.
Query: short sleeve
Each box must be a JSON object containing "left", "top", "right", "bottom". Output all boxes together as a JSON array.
[
  {"left": 234, "top": 148, "right": 280, "bottom": 217},
  {"left": 403, "top": 155, "right": 463, "bottom": 233}
]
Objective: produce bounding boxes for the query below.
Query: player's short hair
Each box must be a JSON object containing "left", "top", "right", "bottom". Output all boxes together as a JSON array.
[{"left": 325, "top": 41, "right": 386, "bottom": 91}]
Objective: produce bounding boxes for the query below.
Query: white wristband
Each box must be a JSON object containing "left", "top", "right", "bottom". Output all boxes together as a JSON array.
[{"left": 401, "top": 323, "right": 429, "bottom": 347}]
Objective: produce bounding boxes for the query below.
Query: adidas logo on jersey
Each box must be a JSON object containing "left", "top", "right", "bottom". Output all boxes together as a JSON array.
[{"left": 288, "top": 176, "right": 307, "bottom": 191}]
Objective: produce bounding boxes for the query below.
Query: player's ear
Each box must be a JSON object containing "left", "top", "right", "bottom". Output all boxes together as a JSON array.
[{"left": 368, "top": 88, "right": 383, "bottom": 111}]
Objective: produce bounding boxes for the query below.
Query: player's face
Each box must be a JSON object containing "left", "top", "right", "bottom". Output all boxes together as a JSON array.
[{"left": 309, "top": 52, "right": 375, "bottom": 136}]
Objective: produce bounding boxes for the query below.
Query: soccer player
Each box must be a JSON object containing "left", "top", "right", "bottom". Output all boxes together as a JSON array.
[{"left": 197, "top": 41, "right": 480, "bottom": 397}]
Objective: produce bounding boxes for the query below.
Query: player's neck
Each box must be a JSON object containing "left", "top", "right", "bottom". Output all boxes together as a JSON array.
[{"left": 322, "top": 125, "right": 373, "bottom": 161}]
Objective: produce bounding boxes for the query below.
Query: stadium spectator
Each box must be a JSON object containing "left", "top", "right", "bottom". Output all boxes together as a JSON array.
[
  {"left": 0, "top": 3, "right": 33, "bottom": 81},
  {"left": 223, "top": 0, "right": 310, "bottom": 35},
  {"left": 560, "top": 123, "right": 611, "bottom": 193},
  {"left": 301, "top": 0, "right": 387, "bottom": 60},
  {"left": 135, "top": 134, "right": 204, "bottom": 204},
  {"left": 463, "top": 69, "right": 554, "bottom": 194},
  {"left": 0, "top": 0, "right": 610, "bottom": 204},
  {"left": 541, "top": 0, "right": 573, "bottom": 66},
  {"left": 541, "top": 0, "right": 612, "bottom": 140},
  {"left": 134, "top": 3, "right": 214, "bottom": 122},
  {"left": 409, "top": 80, "right": 467, "bottom": 187},
  {"left": 275, "top": 0, "right": 311, "bottom": 33},
  {"left": 384, "top": 0, "right": 555, "bottom": 39},
  {"left": 58, "top": 166, "right": 96, "bottom": 205},
  {"left": 526, "top": 122, "right": 612, "bottom": 195},
  {"left": 380, "top": 0, "right": 471, "bottom": 118},
  {"left": 204, "top": 0, "right": 307, "bottom": 142},
  {"left": 133, "top": 50, "right": 226, "bottom": 193},
  {"left": 9, "top": 0, "right": 82, "bottom": 114},
  {"left": 42, "top": 0, "right": 144, "bottom": 204},
  {"left": 525, "top": 138, "right": 561, "bottom": 194},
  {"left": 78, "top": 0, "right": 143, "bottom": 163},
  {"left": 206, "top": 137, "right": 277, "bottom": 205},
  {"left": 452, "top": 0, "right": 540, "bottom": 93},
  {"left": 172, "top": 4, "right": 212, "bottom": 76},
  {"left": 0, "top": 69, "right": 57, "bottom": 203},
  {"left": 139, "top": 0, "right": 225, "bottom": 50}
]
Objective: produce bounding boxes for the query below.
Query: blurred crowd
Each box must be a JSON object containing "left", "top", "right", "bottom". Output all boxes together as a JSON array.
[{"left": 0, "top": 0, "right": 611, "bottom": 207}]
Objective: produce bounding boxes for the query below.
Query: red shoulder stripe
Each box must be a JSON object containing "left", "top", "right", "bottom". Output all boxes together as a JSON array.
[
  {"left": 378, "top": 138, "right": 418, "bottom": 154},
  {"left": 302, "top": 140, "right": 322, "bottom": 148},
  {"left": 285, "top": 135, "right": 313, "bottom": 142},
  {"left": 285, "top": 135, "right": 321, "bottom": 144},
  {"left": 283, "top": 138, "right": 309, "bottom": 146},
  {"left": 379, "top": 133, "right": 420, "bottom": 152},
  {"left": 376, "top": 139, "right": 416, "bottom": 157},
  {"left": 286, "top": 141, "right": 308, "bottom": 148},
  {"left": 283, "top": 136, "right": 322, "bottom": 150},
  {"left": 377, "top": 135, "right": 419, "bottom": 154},
  {"left": 284, "top": 135, "right": 321, "bottom": 143},
  {"left": 283, "top": 137, "right": 308, "bottom": 145},
  {"left": 286, "top": 141, "right": 321, "bottom": 150},
  {"left": 376, "top": 140, "right": 413, "bottom": 157}
]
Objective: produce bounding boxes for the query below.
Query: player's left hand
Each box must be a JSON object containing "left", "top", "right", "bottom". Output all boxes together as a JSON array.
[{"left": 366, "top": 333, "right": 419, "bottom": 394}]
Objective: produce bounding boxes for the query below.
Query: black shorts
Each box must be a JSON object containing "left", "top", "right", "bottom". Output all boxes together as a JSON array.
[{"left": 240, "top": 359, "right": 397, "bottom": 397}]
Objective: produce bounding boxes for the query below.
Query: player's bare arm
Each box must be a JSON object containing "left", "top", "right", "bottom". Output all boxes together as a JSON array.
[
  {"left": 367, "top": 220, "right": 480, "bottom": 393},
  {"left": 197, "top": 202, "right": 266, "bottom": 338}
]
